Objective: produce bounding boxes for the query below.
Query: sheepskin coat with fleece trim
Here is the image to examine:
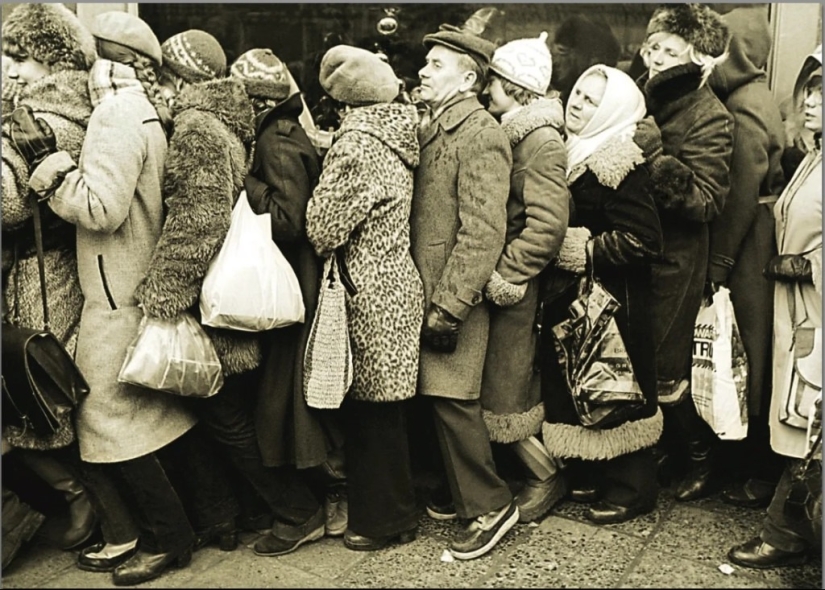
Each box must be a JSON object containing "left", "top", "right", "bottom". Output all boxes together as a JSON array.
[
  {"left": 1, "top": 70, "right": 90, "bottom": 451},
  {"left": 480, "top": 97, "right": 569, "bottom": 443},
  {"left": 134, "top": 77, "right": 260, "bottom": 377},
  {"left": 306, "top": 102, "right": 424, "bottom": 403},
  {"left": 541, "top": 133, "right": 664, "bottom": 462}
]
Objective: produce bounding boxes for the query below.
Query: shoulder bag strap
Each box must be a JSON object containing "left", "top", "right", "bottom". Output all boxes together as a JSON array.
[{"left": 27, "top": 191, "right": 50, "bottom": 331}]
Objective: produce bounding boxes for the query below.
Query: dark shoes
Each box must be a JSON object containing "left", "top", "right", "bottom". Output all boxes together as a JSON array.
[
  {"left": 324, "top": 489, "right": 348, "bottom": 537},
  {"left": 77, "top": 542, "right": 139, "bottom": 573},
  {"left": 111, "top": 547, "right": 192, "bottom": 586},
  {"left": 1, "top": 489, "right": 46, "bottom": 570},
  {"left": 343, "top": 527, "right": 417, "bottom": 551},
  {"left": 450, "top": 501, "right": 519, "bottom": 560},
  {"left": 721, "top": 479, "right": 774, "bottom": 509},
  {"left": 254, "top": 508, "right": 325, "bottom": 557},
  {"left": 426, "top": 499, "right": 458, "bottom": 521},
  {"left": 193, "top": 520, "right": 238, "bottom": 552},
  {"left": 675, "top": 441, "right": 716, "bottom": 502},
  {"left": 569, "top": 485, "right": 599, "bottom": 504},
  {"left": 515, "top": 474, "right": 567, "bottom": 522},
  {"left": 586, "top": 500, "right": 654, "bottom": 525},
  {"left": 728, "top": 537, "right": 808, "bottom": 569}
]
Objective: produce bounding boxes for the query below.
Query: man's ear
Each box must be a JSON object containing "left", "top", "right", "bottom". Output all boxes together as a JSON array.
[{"left": 459, "top": 69, "right": 477, "bottom": 93}]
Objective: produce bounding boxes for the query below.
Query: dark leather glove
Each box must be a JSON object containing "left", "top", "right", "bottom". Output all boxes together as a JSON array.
[
  {"left": 10, "top": 104, "right": 57, "bottom": 169},
  {"left": 763, "top": 254, "right": 813, "bottom": 283},
  {"left": 421, "top": 304, "right": 461, "bottom": 353}
]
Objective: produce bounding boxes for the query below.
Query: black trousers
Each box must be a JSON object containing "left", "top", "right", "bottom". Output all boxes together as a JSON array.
[
  {"left": 185, "top": 371, "right": 320, "bottom": 529},
  {"left": 566, "top": 448, "right": 658, "bottom": 508},
  {"left": 761, "top": 460, "right": 821, "bottom": 553},
  {"left": 343, "top": 398, "right": 419, "bottom": 538},
  {"left": 431, "top": 397, "right": 512, "bottom": 519}
]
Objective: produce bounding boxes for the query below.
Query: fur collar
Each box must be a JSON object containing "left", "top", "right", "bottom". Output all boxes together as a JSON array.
[
  {"left": 642, "top": 63, "right": 704, "bottom": 122},
  {"left": 338, "top": 102, "right": 419, "bottom": 169},
  {"left": 174, "top": 77, "right": 255, "bottom": 147},
  {"left": 569, "top": 133, "right": 645, "bottom": 189},
  {"left": 500, "top": 97, "right": 565, "bottom": 146},
  {"left": 15, "top": 70, "right": 91, "bottom": 128}
]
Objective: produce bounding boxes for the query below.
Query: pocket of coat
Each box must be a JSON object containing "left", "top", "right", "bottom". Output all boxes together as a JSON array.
[{"left": 97, "top": 255, "right": 118, "bottom": 310}]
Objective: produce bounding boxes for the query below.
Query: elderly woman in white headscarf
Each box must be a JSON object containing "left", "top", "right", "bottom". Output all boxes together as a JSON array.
[{"left": 541, "top": 64, "right": 664, "bottom": 525}]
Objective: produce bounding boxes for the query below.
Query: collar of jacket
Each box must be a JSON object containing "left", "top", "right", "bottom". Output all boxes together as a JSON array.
[
  {"left": 14, "top": 70, "right": 92, "bottom": 129},
  {"left": 254, "top": 92, "right": 303, "bottom": 136},
  {"left": 419, "top": 95, "right": 483, "bottom": 149},
  {"left": 569, "top": 133, "right": 645, "bottom": 189},
  {"left": 174, "top": 77, "right": 255, "bottom": 148},
  {"left": 500, "top": 96, "right": 565, "bottom": 147},
  {"left": 642, "top": 63, "right": 704, "bottom": 122}
]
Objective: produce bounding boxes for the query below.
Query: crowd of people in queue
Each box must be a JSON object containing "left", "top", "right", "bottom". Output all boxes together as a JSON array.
[{"left": 0, "top": 3, "right": 821, "bottom": 586}]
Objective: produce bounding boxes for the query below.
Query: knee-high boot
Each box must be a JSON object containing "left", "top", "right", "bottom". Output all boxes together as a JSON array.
[
  {"left": 17, "top": 451, "right": 98, "bottom": 550},
  {"left": 511, "top": 436, "right": 567, "bottom": 522},
  {"left": 666, "top": 400, "right": 718, "bottom": 501}
]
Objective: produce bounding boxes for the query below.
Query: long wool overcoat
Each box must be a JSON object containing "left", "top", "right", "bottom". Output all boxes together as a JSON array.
[
  {"left": 1, "top": 71, "right": 89, "bottom": 450},
  {"left": 411, "top": 95, "right": 512, "bottom": 400},
  {"left": 707, "top": 6, "right": 787, "bottom": 415},
  {"left": 245, "top": 93, "right": 340, "bottom": 468},
  {"left": 541, "top": 133, "right": 664, "bottom": 461},
  {"left": 479, "top": 98, "right": 569, "bottom": 443},
  {"left": 133, "top": 77, "right": 260, "bottom": 377},
  {"left": 640, "top": 63, "right": 734, "bottom": 399},
  {"left": 306, "top": 102, "right": 424, "bottom": 404},
  {"left": 28, "top": 67, "right": 197, "bottom": 463}
]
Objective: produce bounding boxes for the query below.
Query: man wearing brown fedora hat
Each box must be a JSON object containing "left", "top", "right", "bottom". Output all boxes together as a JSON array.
[{"left": 409, "top": 25, "right": 518, "bottom": 561}]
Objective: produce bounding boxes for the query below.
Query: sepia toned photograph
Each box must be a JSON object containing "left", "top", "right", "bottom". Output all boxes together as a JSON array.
[{"left": 0, "top": 2, "right": 822, "bottom": 588}]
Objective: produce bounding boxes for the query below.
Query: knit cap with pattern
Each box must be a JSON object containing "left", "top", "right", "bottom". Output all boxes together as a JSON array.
[
  {"left": 161, "top": 30, "right": 226, "bottom": 83},
  {"left": 491, "top": 32, "right": 553, "bottom": 96},
  {"left": 230, "top": 48, "right": 291, "bottom": 102}
]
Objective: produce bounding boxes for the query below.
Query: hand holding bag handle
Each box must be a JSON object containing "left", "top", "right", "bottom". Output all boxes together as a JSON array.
[{"left": 1, "top": 191, "right": 90, "bottom": 436}]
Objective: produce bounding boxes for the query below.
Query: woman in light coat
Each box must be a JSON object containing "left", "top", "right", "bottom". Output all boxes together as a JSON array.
[{"left": 306, "top": 45, "right": 424, "bottom": 552}]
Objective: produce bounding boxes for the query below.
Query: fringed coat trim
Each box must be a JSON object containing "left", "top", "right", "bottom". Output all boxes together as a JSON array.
[
  {"left": 483, "top": 402, "right": 545, "bottom": 444},
  {"left": 542, "top": 407, "right": 663, "bottom": 461},
  {"left": 569, "top": 134, "right": 646, "bottom": 189}
]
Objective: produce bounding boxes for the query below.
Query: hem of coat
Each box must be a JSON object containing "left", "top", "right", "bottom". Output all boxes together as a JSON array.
[
  {"left": 78, "top": 420, "right": 198, "bottom": 463},
  {"left": 418, "top": 389, "right": 481, "bottom": 401},
  {"left": 482, "top": 402, "right": 545, "bottom": 443},
  {"left": 541, "top": 407, "right": 663, "bottom": 461},
  {"left": 347, "top": 390, "right": 417, "bottom": 403}
]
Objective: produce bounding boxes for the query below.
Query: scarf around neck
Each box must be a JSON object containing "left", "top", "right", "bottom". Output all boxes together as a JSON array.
[
  {"left": 565, "top": 65, "right": 647, "bottom": 177},
  {"left": 88, "top": 59, "right": 148, "bottom": 108}
]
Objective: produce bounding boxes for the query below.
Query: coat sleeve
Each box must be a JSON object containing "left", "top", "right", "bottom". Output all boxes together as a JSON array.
[
  {"left": 245, "top": 124, "right": 313, "bottom": 243},
  {"left": 433, "top": 125, "right": 510, "bottom": 321},
  {"left": 707, "top": 104, "right": 769, "bottom": 284},
  {"left": 593, "top": 167, "right": 664, "bottom": 273},
  {"left": 1, "top": 133, "right": 32, "bottom": 228},
  {"left": 671, "top": 107, "right": 734, "bottom": 224},
  {"left": 30, "top": 98, "right": 146, "bottom": 235},
  {"left": 133, "top": 122, "right": 235, "bottom": 320},
  {"left": 305, "top": 133, "right": 375, "bottom": 258},
  {"left": 496, "top": 134, "right": 569, "bottom": 285}
]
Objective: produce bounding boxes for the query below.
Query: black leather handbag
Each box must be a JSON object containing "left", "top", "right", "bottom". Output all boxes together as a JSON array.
[{"left": 2, "top": 192, "right": 89, "bottom": 436}]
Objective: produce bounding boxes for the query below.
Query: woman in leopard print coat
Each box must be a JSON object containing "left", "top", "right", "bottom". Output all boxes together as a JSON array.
[{"left": 307, "top": 46, "right": 424, "bottom": 549}]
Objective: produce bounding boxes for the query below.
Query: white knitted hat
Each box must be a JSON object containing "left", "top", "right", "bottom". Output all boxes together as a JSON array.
[{"left": 491, "top": 32, "right": 552, "bottom": 95}]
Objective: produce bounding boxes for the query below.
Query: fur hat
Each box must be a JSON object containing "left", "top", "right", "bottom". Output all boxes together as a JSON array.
[
  {"left": 646, "top": 4, "right": 730, "bottom": 58},
  {"left": 230, "top": 48, "right": 291, "bottom": 102},
  {"left": 491, "top": 32, "right": 553, "bottom": 95},
  {"left": 423, "top": 28, "right": 496, "bottom": 74},
  {"left": 320, "top": 45, "right": 401, "bottom": 106},
  {"left": 161, "top": 30, "right": 226, "bottom": 83},
  {"left": 91, "top": 12, "right": 162, "bottom": 66},
  {"left": 2, "top": 3, "right": 96, "bottom": 73}
]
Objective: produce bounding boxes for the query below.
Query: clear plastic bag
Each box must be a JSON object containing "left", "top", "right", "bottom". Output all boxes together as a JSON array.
[
  {"left": 118, "top": 313, "right": 224, "bottom": 398},
  {"left": 200, "top": 190, "right": 305, "bottom": 332}
]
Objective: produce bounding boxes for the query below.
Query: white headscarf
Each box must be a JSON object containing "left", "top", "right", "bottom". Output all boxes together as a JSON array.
[{"left": 565, "top": 65, "right": 647, "bottom": 177}]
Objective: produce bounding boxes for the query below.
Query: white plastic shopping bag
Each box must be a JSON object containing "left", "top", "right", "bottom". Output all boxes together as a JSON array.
[
  {"left": 691, "top": 287, "right": 749, "bottom": 440},
  {"left": 118, "top": 312, "right": 224, "bottom": 398},
  {"left": 200, "top": 190, "right": 305, "bottom": 331}
]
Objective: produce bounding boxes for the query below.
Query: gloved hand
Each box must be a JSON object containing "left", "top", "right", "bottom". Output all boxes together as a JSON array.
[
  {"left": 10, "top": 105, "right": 56, "bottom": 169},
  {"left": 763, "top": 254, "right": 813, "bottom": 283},
  {"left": 421, "top": 303, "right": 461, "bottom": 353},
  {"left": 484, "top": 271, "right": 527, "bottom": 307}
]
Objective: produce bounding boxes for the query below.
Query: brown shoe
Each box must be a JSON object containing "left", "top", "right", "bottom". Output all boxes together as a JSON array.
[{"left": 728, "top": 537, "right": 808, "bottom": 569}]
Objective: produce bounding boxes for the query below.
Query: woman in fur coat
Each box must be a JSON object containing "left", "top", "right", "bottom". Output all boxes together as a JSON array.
[
  {"left": 542, "top": 65, "right": 664, "bottom": 525},
  {"left": 23, "top": 12, "right": 199, "bottom": 585},
  {"left": 306, "top": 45, "right": 424, "bottom": 552},
  {"left": 637, "top": 4, "right": 734, "bottom": 503},
  {"left": 134, "top": 33, "right": 326, "bottom": 559},
  {"left": 479, "top": 34, "right": 570, "bottom": 523}
]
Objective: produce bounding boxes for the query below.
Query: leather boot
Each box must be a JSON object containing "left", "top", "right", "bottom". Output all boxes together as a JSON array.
[
  {"left": 2, "top": 487, "right": 46, "bottom": 569},
  {"left": 675, "top": 438, "right": 716, "bottom": 502},
  {"left": 512, "top": 436, "right": 567, "bottom": 522},
  {"left": 18, "top": 452, "right": 98, "bottom": 550}
]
